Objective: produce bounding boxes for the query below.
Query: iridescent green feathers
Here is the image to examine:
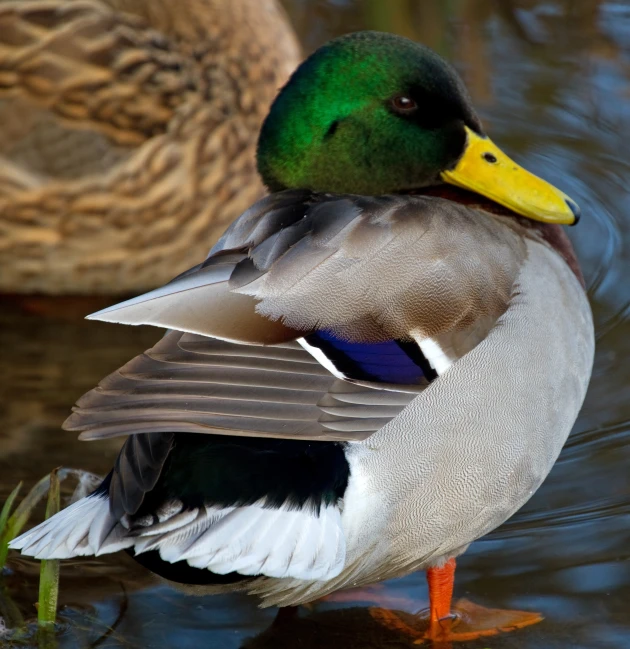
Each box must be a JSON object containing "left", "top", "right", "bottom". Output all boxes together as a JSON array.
[{"left": 257, "top": 31, "right": 483, "bottom": 195}]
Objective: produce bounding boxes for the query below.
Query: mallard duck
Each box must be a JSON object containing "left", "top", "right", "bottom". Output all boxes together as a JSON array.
[
  {"left": 0, "top": 0, "right": 299, "bottom": 294},
  {"left": 11, "top": 31, "right": 594, "bottom": 642}
]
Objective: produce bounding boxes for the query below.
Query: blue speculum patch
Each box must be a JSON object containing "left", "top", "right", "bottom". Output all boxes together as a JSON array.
[{"left": 305, "top": 330, "right": 436, "bottom": 384}]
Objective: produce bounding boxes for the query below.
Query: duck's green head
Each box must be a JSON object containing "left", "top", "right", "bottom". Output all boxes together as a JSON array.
[{"left": 257, "top": 31, "right": 579, "bottom": 225}]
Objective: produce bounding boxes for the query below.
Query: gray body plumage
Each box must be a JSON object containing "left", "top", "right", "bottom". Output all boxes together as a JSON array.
[
  {"left": 11, "top": 192, "right": 594, "bottom": 607},
  {"left": 255, "top": 236, "right": 593, "bottom": 605}
]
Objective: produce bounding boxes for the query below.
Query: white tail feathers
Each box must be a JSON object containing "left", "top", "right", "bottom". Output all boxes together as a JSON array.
[
  {"left": 10, "top": 494, "right": 346, "bottom": 581},
  {"left": 9, "top": 493, "right": 133, "bottom": 559}
]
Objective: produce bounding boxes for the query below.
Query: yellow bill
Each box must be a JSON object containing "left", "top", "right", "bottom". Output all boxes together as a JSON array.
[{"left": 441, "top": 126, "right": 580, "bottom": 225}]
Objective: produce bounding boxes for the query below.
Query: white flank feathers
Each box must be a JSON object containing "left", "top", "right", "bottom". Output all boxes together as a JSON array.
[{"left": 10, "top": 494, "right": 346, "bottom": 581}]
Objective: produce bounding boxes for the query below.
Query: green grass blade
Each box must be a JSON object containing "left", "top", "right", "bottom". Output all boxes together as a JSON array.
[
  {"left": 37, "top": 468, "right": 61, "bottom": 629},
  {"left": 0, "top": 482, "right": 22, "bottom": 536},
  {"left": 0, "top": 482, "right": 25, "bottom": 570},
  {"left": 0, "top": 482, "right": 23, "bottom": 569}
]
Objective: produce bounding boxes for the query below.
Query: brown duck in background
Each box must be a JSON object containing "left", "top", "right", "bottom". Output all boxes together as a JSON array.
[{"left": 0, "top": 0, "right": 300, "bottom": 293}]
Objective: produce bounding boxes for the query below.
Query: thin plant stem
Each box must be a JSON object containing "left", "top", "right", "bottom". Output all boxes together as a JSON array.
[{"left": 37, "top": 468, "right": 61, "bottom": 629}]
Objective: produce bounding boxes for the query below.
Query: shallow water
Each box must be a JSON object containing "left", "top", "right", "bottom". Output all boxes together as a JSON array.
[{"left": 1, "top": 1, "right": 630, "bottom": 647}]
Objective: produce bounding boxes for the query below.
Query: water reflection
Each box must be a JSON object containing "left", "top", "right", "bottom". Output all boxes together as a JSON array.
[{"left": 1, "top": 1, "right": 629, "bottom": 648}]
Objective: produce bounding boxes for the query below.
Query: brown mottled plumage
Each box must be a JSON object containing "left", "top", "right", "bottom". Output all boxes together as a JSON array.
[{"left": 0, "top": 0, "right": 300, "bottom": 293}]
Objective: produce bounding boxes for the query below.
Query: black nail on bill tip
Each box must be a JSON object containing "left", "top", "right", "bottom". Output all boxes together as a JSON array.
[{"left": 565, "top": 198, "right": 581, "bottom": 225}]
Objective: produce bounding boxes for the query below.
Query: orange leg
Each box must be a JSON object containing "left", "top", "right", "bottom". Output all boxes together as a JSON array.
[{"left": 426, "top": 558, "right": 456, "bottom": 639}]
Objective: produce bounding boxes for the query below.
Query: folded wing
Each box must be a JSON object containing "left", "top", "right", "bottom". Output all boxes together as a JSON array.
[
  {"left": 88, "top": 190, "right": 526, "bottom": 350},
  {"left": 64, "top": 331, "right": 418, "bottom": 443}
]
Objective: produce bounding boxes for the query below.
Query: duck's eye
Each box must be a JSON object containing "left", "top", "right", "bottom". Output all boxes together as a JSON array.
[{"left": 391, "top": 96, "right": 418, "bottom": 113}]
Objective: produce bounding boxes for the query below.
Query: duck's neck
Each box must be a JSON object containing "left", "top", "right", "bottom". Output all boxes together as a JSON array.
[{"left": 522, "top": 222, "right": 585, "bottom": 289}]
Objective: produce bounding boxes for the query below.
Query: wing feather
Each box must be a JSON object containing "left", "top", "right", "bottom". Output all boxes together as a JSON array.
[
  {"left": 88, "top": 191, "right": 526, "bottom": 353},
  {"left": 64, "top": 331, "right": 416, "bottom": 443},
  {"left": 66, "top": 191, "right": 528, "bottom": 444}
]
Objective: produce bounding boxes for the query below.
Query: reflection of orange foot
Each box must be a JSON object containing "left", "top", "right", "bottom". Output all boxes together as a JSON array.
[
  {"left": 370, "top": 598, "right": 542, "bottom": 643},
  {"left": 316, "top": 583, "right": 417, "bottom": 610}
]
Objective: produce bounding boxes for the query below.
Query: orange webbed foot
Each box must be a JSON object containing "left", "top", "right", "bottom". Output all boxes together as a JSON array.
[
  {"left": 370, "top": 599, "right": 542, "bottom": 644},
  {"left": 419, "top": 597, "right": 542, "bottom": 642},
  {"left": 370, "top": 558, "right": 542, "bottom": 644}
]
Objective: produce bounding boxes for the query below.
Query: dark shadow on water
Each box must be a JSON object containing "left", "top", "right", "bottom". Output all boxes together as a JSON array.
[{"left": 243, "top": 607, "right": 429, "bottom": 649}]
